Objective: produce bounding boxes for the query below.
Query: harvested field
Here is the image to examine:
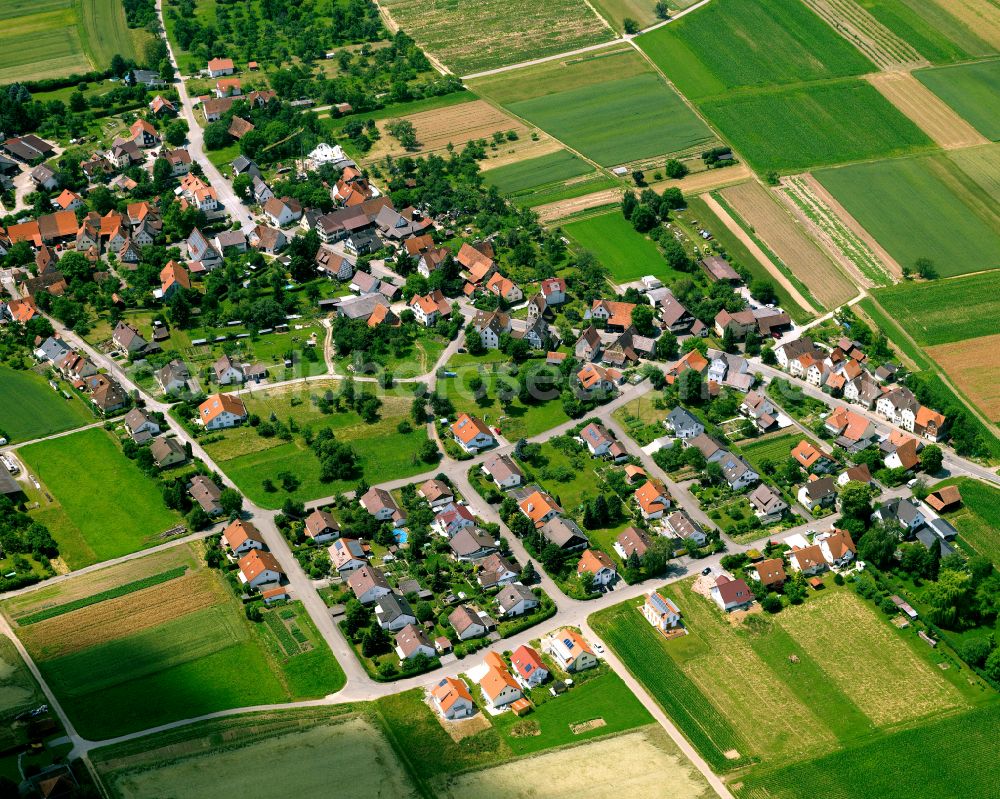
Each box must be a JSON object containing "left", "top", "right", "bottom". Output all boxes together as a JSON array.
[
  {"left": 867, "top": 71, "right": 987, "bottom": 149},
  {"left": 719, "top": 181, "right": 858, "bottom": 308},
  {"left": 17, "top": 571, "right": 223, "bottom": 659},
  {"left": 916, "top": 59, "right": 1000, "bottom": 140},
  {"left": 802, "top": 0, "right": 926, "bottom": 69},
  {"left": 2, "top": 545, "right": 196, "bottom": 621},
  {"left": 927, "top": 333, "right": 1000, "bottom": 421},
  {"left": 362, "top": 99, "right": 551, "bottom": 164},
  {"left": 776, "top": 591, "right": 965, "bottom": 727},
  {"left": 437, "top": 727, "right": 713, "bottom": 799},
  {"left": 381, "top": 0, "right": 611, "bottom": 75},
  {"left": 937, "top": 0, "right": 1000, "bottom": 51},
  {"left": 779, "top": 174, "right": 898, "bottom": 284}
]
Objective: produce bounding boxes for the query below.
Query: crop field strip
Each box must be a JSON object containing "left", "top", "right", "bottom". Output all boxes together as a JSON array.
[
  {"left": 925, "top": 333, "right": 1000, "bottom": 422},
  {"left": 854, "top": 0, "right": 995, "bottom": 64},
  {"left": 380, "top": 0, "right": 612, "bottom": 75},
  {"left": 801, "top": 0, "right": 926, "bottom": 69},
  {"left": 938, "top": 0, "right": 1000, "bottom": 52},
  {"left": 719, "top": 181, "right": 859, "bottom": 308},
  {"left": 815, "top": 153, "right": 1000, "bottom": 277},
  {"left": 0, "top": 0, "right": 90, "bottom": 82},
  {"left": 915, "top": 59, "right": 1000, "bottom": 141},
  {"left": 777, "top": 174, "right": 897, "bottom": 284}
]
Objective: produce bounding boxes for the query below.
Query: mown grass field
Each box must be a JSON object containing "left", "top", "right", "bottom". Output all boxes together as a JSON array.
[
  {"left": 916, "top": 59, "right": 1000, "bottom": 140},
  {"left": 19, "top": 428, "right": 182, "bottom": 569},
  {"left": 202, "top": 381, "right": 430, "bottom": 508},
  {"left": 10, "top": 550, "right": 345, "bottom": 739},
  {"left": 381, "top": 0, "right": 610, "bottom": 75},
  {"left": 484, "top": 150, "right": 595, "bottom": 195},
  {"left": 816, "top": 154, "right": 1000, "bottom": 277},
  {"left": 873, "top": 270, "right": 1000, "bottom": 346},
  {"left": 0, "top": 366, "right": 95, "bottom": 443},
  {"left": 591, "top": 578, "right": 985, "bottom": 773},
  {"left": 854, "top": 0, "right": 994, "bottom": 64},
  {"left": 934, "top": 477, "right": 1000, "bottom": 565},
  {"left": 638, "top": 0, "right": 873, "bottom": 100},
  {"left": 562, "top": 210, "right": 688, "bottom": 283},
  {"left": 736, "top": 702, "right": 1000, "bottom": 799},
  {"left": 701, "top": 79, "right": 933, "bottom": 174}
]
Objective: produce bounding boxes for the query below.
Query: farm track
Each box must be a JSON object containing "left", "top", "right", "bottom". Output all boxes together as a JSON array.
[
  {"left": 866, "top": 71, "right": 989, "bottom": 150},
  {"left": 801, "top": 0, "right": 926, "bottom": 70},
  {"left": 777, "top": 174, "right": 893, "bottom": 287}
]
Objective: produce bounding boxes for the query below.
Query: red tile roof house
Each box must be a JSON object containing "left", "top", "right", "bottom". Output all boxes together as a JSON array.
[
  {"left": 577, "top": 548, "right": 617, "bottom": 586},
  {"left": 643, "top": 591, "right": 682, "bottom": 631},
  {"left": 327, "top": 537, "right": 369, "bottom": 574},
  {"left": 222, "top": 519, "right": 266, "bottom": 556},
  {"left": 207, "top": 57, "right": 235, "bottom": 77},
  {"left": 395, "top": 623, "right": 435, "bottom": 661},
  {"left": 238, "top": 550, "right": 285, "bottom": 589},
  {"left": 197, "top": 393, "right": 247, "bottom": 430},
  {"left": 710, "top": 574, "right": 755, "bottom": 612},
  {"left": 451, "top": 413, "right": 496, "bottom": 453},
  {"left": 511, "top": 644, "right": 549, "bottom": 688},
  {"left": 304, "top": 508, "right": 339, "bottom": 543},
  {"left": 479, "top": 652, "right": 522, "bottom": 710},
  {"left": 431, "top": 676, "right": 475, "bottom": 719}
]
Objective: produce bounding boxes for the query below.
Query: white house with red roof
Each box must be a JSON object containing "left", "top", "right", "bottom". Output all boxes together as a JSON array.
[
  {"left": 451, "top": 413, "right": 495, "bottom": 453},
  {"left": 511, "top": 645, "right": 548, "bottom": 688},
  {"left": 710, "top": 574, "right": 755, "bottom": 612},
  {"left": 197, "top": 393, "right": 247, "bottom": 430}
]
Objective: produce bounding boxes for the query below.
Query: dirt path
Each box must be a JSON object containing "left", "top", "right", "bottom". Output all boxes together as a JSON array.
[
  {"left": 866, "top": 71, "right": 988, "bottom": 150},
  {"left": 797, "top": 173, "right": 903, "bottom": 280},
  {"left": 700, "top": 192, "right": 820, "bottom": 316}
]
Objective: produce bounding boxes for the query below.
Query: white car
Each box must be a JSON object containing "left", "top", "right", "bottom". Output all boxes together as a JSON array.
[{"left": 593, "top": 643, "right": 605, "bottom": 655}]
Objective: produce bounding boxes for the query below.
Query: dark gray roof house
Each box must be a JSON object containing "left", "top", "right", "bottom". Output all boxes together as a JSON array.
[{"left": 666, "top": 407, "right": 703, "bottom": 437}]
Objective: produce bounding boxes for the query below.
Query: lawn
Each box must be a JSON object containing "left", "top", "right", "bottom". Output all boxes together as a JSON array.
[
  {"left": 816, "top": 154, "right": 1000, "bottom": 277},
  {"left": 380, "top": 0, "right": 610, "bottom": 75},
  {"left": 96, "top": 712, "right": 413, "bottom": 799},
  {"left": 739, "top": 432, "right": 810, "bottom": 473},
  {"left": 872, "top": 270, "right": 1000, "bottom": 346},
  {"left": 916, "top": 59, "right": 1000, "bottom": 140},
  {"left": 0, "top": 366, "right": 95, "bottom": 443},
  {"left": 562, "top": 210, "right": 686, "bottom": 283},
  {"left": 855, "top": 0, "right": 994, "bottom": 65},
  {"left": 202, "top": 381, "right": 431, "bottom": 508},
  {"left": 507, "top": 72, "right": 715, "bottom": 166},
  {"left": 483, "top": 150, "right": 595, "bottom": 195},
  {"left": 637, "top": 0, "right": 874, "bottom": 101},
  {"left": 736, "top": 703, "right": 1000, "bottom": 799},
  {"left": 0, "top": 0, "right": 90, "bottom": 82},
  {"left": 933, "top": 477, "right": 1000, "bottom": 566},
  {"left": 18, "top": 428, "right": 182, "bottom": 569},
  {"left": 700, "top": 79, "right": 933, "bottom": 174}
]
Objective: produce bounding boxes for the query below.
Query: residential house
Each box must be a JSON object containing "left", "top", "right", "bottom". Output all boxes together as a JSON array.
[
  {"left": 375, "top": 593, "right": 417, "bottom": 632},
  {"left": 433, "top": 502, "right": 476, "bottom": 538},
  {"left": 31, "top": 164, "right": 58, "bottom": 191},
  {"left": 348, "top": 565, "right": 392, "bottom": 604},
  {"left": 472, "top": 310, "right": 511, "bottom": 350},
  {"left": 449, "top": 528, "right": 497, "bottom": 561},
  {"left": 197, "top": 393, "right": 247, "bottom": 430},
  {"left": 451, "top": 413, "right": 495, "bottom": 453},
  {"left": 871, "top": 498, "right": 925, "bottom": 534},
  {"left": 481, "top": 452, "right": 523, "bottom": 489},
  {"left": 112, "top": 321, "right": 150, "bottom": 356},
  {"left": 238, "top": 550, "right": 285, "bottom": 588},
  {"left": 511, "top": 645, "right": 548, "bottom": 688},
  {"left": 739, "top": 392, "right": 779, "bottom": 434},
  {"left": 885, "top": 437, "right": 920, "bottom": 472},
  {"left": 150, "top": 436, "right": 186, "bottom": 468},
  {"left": 304, "top": 509, "right": 339, "bottom": 543},
  {"left": 216, "top": 78, "right": 242, "bottom": 98},
  {"left": 748, "top": 483, "right": 787, "bottom": 523},
  {"left": 418, "top": 478, "right": 454, "bottom": 509},
  {"left": 837, "top": 463, "right": 873, "bottom": 487},
  {"left": 545, "top": 629, "right": 598, "bottom": 672},
  {"left": 817, "top": 529, "right": 856, "bottom": 568},
  {"left": 207, "top": 57, "right": 235, "bottom": 77},
  {"left": 496, "top": 584, "right": 539, "bottom": 617},
  {"left": 710, "top": 574, "right": 755, "bottom": 612},
  {"left": 575, "top": 326, "right": 602, "bottom": 361},
  {"left": 665, "top": 407, "right": 704, "bottom": 439},
  {"left": 614, "top": 526, "right": 651, "bottom": 561},
  {"left": 485, "top": 272, "right": 523, "bottom": 303},
  {"left": 634, "top": 479, "right": 671, "bottom": 520},
  {"left": 590, "top": 299, "right": 635, "bottom": 332},
  {"left": 789, "top": 544, "right": 827, "bottom": 575},
  {"left": 395, "top": 624, "right": 435, "bottom": 660},
  {"left": 263, "top": 196, "right": 303, "bottom": 228},
  {"left": 720, "top": 452, "right": 759, "bottom": 491},
  {"left": 215, "top": 230, "right": 247, "bottom": 254},
  {"left": 431, "top": 677, "right": 474, "bottom": 719},
  {"left": 664, "top": 510, "right": 707, "bottom": 546},
  {"left": 577, "top": 549, "right": 616, "bottom": 586},
  {"left": 213, "top": 354, "right": 244, "bottom": 386},
  {"left": 457, "top": 241, "right": 496, "bottom": 284},
  {"left": 129, "top": 119, "right": 160, "bottom": 148},
  {"left": 775, "top": 337, "right": 816, "bottom": 370},
  {"left": 540, "top": 277, "right": 566, "bottom": 305},
  {"left": 579, "top": 422, "right": 615, "bottom": 456},
  {"left": 540, "top": 516, "right": 589, "bottom": 550},
  {"left": 479, "top": 653, "right": 522, "bottom": 710},
  {"left": 123, "top": 408, "right": 160, "bottom": 443},
  {"left": 359, "top": 486, "right": 405, "bottom": 526},
  {"left": 798, "top": 476, "right": 838, "bottom": 512},
  {"left": 643, "top": 591, "right": 682, "bottom": 631},
  {"left": 752, "top": 558, "right": 787, "bottom": 589},
  {"left": 409, "top": 290, "right": 450, "bottom": 326},
  {"left": 688, "top": 433, "right": 726, "bottom": 463},
  {"left": 577, "top": 363, "right": 621, "bottom": 394},
  {"left": 792, "top": 440, "right": 833, "bottom": 473},
  {"left": 914, "top": 406, "right": 946, "bottom": 442},
  {"left": 315, "top": 246, "right": 354, "bottom": 280},
  {"left": 706, "top": 350, "right": 753, "bottom": 392},
  {"left": 222, "top": 519, "right": 265, "bottom": 557},
  {"left": 519, "top": 490, "right": 562, "bottom": 529},
  {"left": 449, "top": 604, "right": 493, "bottom": 640},
  {"left": 328, "top": 538, "right": 369, "bottom": 575},
  {"left": 477, "top": 553, "right": 518, "bottom": 589},
  {"left": 188, "top": 475, "right": 223, "bottom": 516},
  {"left": 186, "top": 227, "right": 222, "bottom": 269},
  {"left": 159, "top": 261, "right": 190, "bottom": 300}
]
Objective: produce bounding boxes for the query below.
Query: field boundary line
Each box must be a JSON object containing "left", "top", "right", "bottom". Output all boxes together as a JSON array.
[
  {"left": 7, "top": 421, "right": 108, "bottom": 451},
  {"left": 700, "top": 192, "right": 819, "bottom": 315}
]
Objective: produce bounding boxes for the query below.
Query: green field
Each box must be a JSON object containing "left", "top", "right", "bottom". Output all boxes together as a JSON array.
[
  {"left": 202, "top": 382, "right": 430, "bottom": 508},
  {"left": 934, "top": 477, "right": 1000, "bottom": 565},
  {"left": 0, "top": 366, "right": 95, "bottom": 443},
  {"left": 491, "top": 670, "right": 652, "bottom": 754},
  {"left": 484, "top": 150, "right": 595, "bottom": 194},
  {"left": 562, "top": 210, "right": 687, "bottom": 283},
  {"left": 916, "top": 59, "right": 1000, "bottom": 140},
  {"left": 739, "top": 432, "right": 808, "bottom": 473},
  {"left": 816, "top": 154, "right": 1000, "bottom": 276},
  {"left": 638, "top": 0, "right": 873, "bottom": 100},
  {"left": 19, "top": 428, "right": 182, "bottom": 569},
  {"left": 701, "top": 79, "right": 933, "bottom": 173},
  {"left": 507, "top": 72, "right": 715, "bottom": 166},
  {"left": 872, "top": 272, "right": 1000, "bottom": 346},
  {"left": 855, "top": 0, "right": 995, "bottom": 64},
  {"left": 736, "top": 703, "right": 1000, "bottom": 799}
]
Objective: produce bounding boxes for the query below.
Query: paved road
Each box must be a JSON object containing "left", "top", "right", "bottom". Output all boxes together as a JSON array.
[{"left": 154, "top": 0, "right": 255, "bottom": 231}]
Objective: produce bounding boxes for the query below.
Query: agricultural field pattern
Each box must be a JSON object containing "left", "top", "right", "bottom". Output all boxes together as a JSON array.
[{"left": 2, "top": 0, "right": 1000, "bottom": 797}]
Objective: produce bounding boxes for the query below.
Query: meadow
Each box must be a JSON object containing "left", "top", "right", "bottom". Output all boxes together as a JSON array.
[
  {"left": 202, "top": 381, "right": 430, "bottom": 508},
  {"left": 0, "top": 366, "right": 95, "bottom": 443},
  {"left": 380, "top": 0, "right": 610, "bottom": 75},
  {"left": 589, "top": 0, "right": 660, "bottom": 32},
  {"left": 815, "top": 154, "right": 1000, "bottom": 276},
  {"left": 9, "top": 549, "right": 345, "bottom": 739},
  {"left": 77, "top": 0, "right": 149, "bottom": 69},
  {"left": 562, "top": 210, "right": 686, "bottom": 283},
  {"left": 637, "top": 0, "right": 873, "bottom": 101},
  {"left": 935, "top": 477, "right": 1000, "bottom": 565},
  {"left": 19, "top": 428, "right": 182, "bottom": 569},
  {"left": 872, "top": 270, "right": 1000, "bottom": 346},
  {"left": 854, "top": 0, "right": 994, "bottom": 64},
  {"left": 590, "top": 578, "right": 982, "bottom": 772},
  {"left": 916, "top": 59, "right": 1000, "bottom": 140},
  {"left": 700, "top": 79, "right": 933, "bottom": 174},
  {"left": 0, "top": 0, "right": 90, "bottom": 82}
]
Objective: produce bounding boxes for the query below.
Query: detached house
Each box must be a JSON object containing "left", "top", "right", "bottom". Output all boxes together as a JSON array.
[
  {"left": 634, "top": 479, "right": 671, "bottom": 520},
  {"left": 575, "top": 326, "right": 602, "bottom": 362},
  {"left": 580, "top": 422, "right": 615, "bottom": 456},
  {"left": 665, "top": 407, "right": 704, "bottom": 439},
  {"left": 197, "top": 393, "right": 247, "bottom": 430},
  {"left": 238, "top": 550, "right": 284, "bottom": 588},
  {"left": 511, "top": 645, "right": 548, "bottom": 688},
  {"left": 223, "top": 519, "right": 266, "bottom": 556},
  {"left": 798, "top": 476, "right": 838, "bottom": 512},
  {"left": 577, "top": 549, "right": 616, "bottom": 586},
  {"left": 449, "top": 604, "right": 493, "bottom": 641},
  {"left": 496, "top": 584, "right": 539, "bottom": 617},
  {"left": 375, "top": 593, "right": 417, "bottom": 632},
  {"left": 752, "top": 558, "right": 787, "bottom": 589},
  {"left": 303, "top": 509, "right": 339, "bottom": 543},
  {"left": 643, "top": 591, "right": 682, "bottom": 631},
  {"left": 432, "top": 677, "right": 474, "bottom": 720},
  {"left": 328, "top": 538, "right": 369, "bottom": 575},
  {"left": 395, "top": 624, "right": 435, "bottom": 661},
  {"left": 263, "top": 196, "right": 303, "bottom": 228},
  {"left": 545, "top": 629, "right": 598, "bottom": 673},
  {"left": 359, "top": 486, "right": 405, "bottom": 526},
  {"left": 479, "top": 653, "right": 522, "bottom": 710},
  {"left": 710, "top": 574, "right": 755, "bottom": 612},
  {"left": 818, "top": 529, "right": 856, "bottom": 568},
  {"left": 348, "top": 565, "right": 392, "bottom": 604},
  {"left": 451, "top": 413, "right": 495, "bottom": 453},
  {"left": 789, "top": 544, "right": 827, "bottom": 576},
  {"left": 748, "top": 483, "right": 787, "bottom": 523},
  {"left": 481, "top": 453, "right": 523, "bottom": 489},
  {"left": 409, "top": 290, "right": 450, "bottom": 326},
  {"left": 664, "top": 510, "right": 706, "bottom": 546}
]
